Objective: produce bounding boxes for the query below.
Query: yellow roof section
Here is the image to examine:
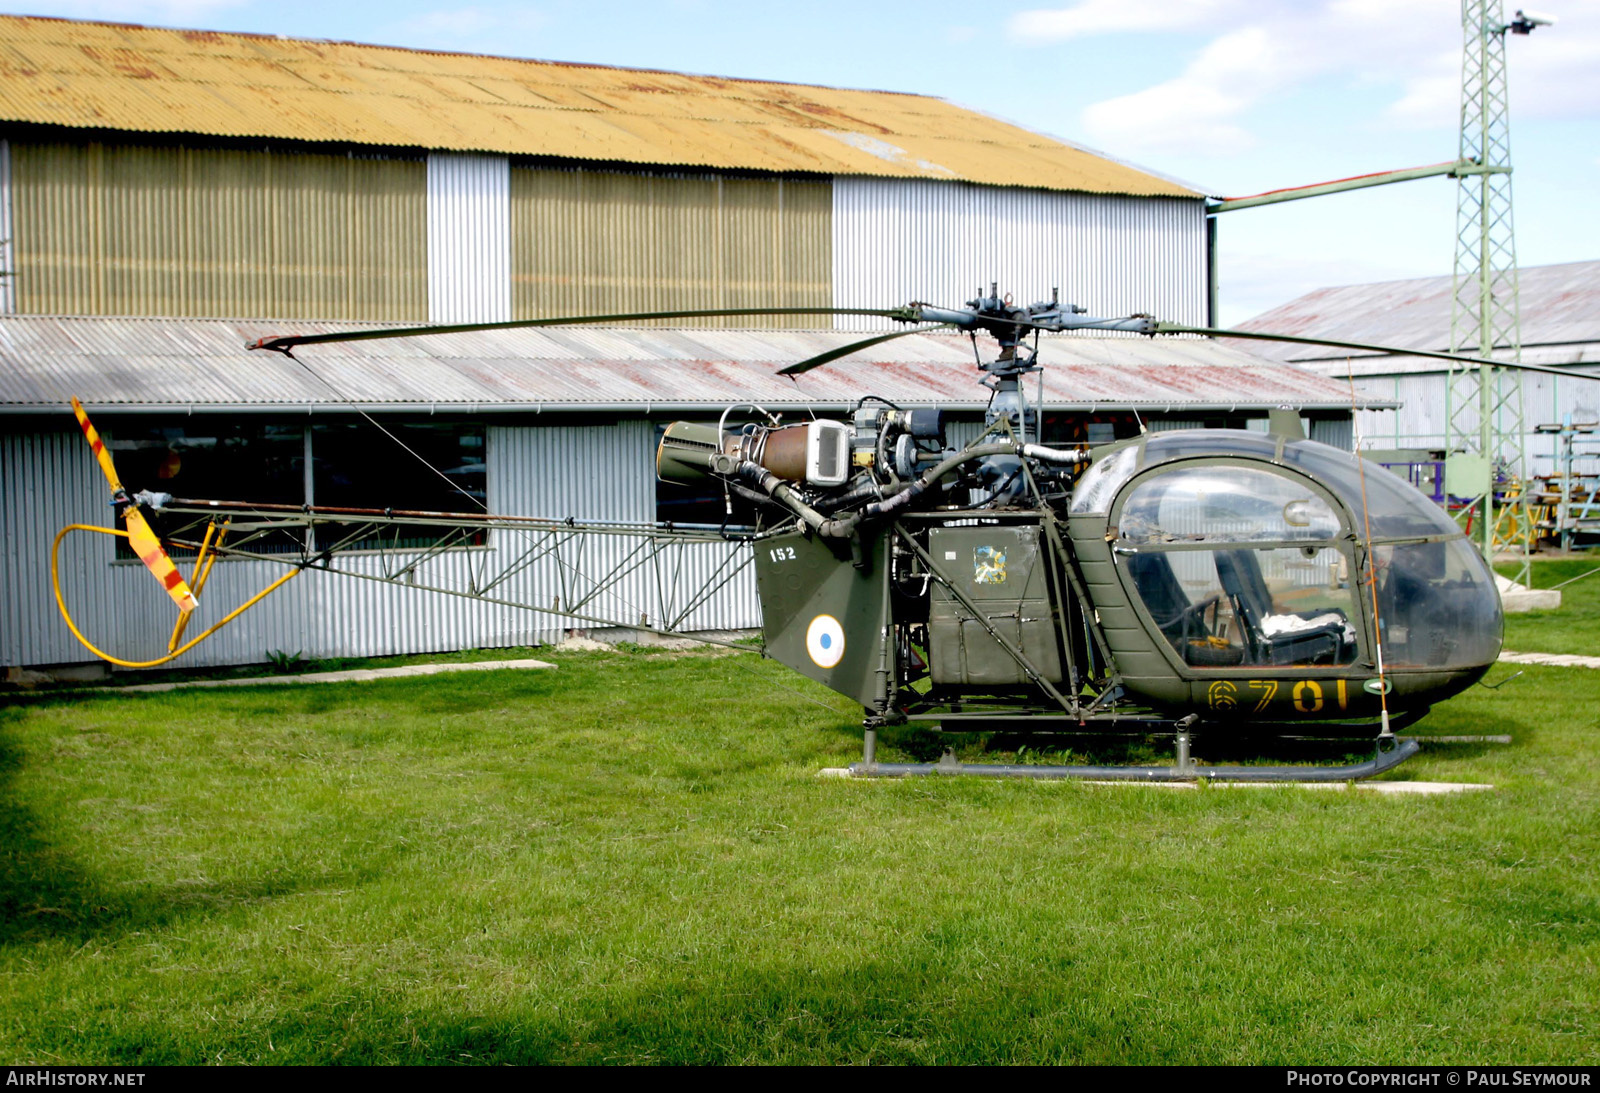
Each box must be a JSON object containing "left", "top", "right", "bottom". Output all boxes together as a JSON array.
[{"left": 0, "top": 14, "right": 1196, "bottom": 198}]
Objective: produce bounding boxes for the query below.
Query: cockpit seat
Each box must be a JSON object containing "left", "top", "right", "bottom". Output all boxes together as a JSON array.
[
  {"left": 1125, "top": 552, "right": 1230, "bottom": 664},
  {"left": 1213, "top": 550, "right": 1352, "bottom": 666}
]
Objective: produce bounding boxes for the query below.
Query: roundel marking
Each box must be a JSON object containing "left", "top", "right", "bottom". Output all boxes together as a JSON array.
[{"left": 806, "top": 614, "right": 846, "bottom": 669}]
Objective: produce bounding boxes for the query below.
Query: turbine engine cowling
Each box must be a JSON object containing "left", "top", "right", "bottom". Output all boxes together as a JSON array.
[{"left": 656, "top": 420, "right": 850, "bottom": 487}]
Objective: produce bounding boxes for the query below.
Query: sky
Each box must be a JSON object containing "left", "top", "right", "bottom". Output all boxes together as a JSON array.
[{"left": 6, "top": 0, "right": 1599, "bottom": 324}]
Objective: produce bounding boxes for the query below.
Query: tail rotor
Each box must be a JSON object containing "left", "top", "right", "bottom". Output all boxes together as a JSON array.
[{"left": 71, "top": 397, "right": 200, "bottom": 614}]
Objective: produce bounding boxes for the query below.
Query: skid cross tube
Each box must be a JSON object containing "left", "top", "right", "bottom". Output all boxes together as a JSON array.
[{"left": 849, "top": 738, "right": 1421, "bottom": 782}]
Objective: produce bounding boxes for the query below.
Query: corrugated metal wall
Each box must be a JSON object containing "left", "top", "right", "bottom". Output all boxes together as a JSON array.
[
  {"left": 428, "top": 153, "right": 511, "bottom": 323},
  {"left": 832, "top": 178, "right": 1207, "bottom": 329},
  {"left": 511, "top": 167, "right": 831, "bottom": 326},
  {"left": 1523, "top": 370, "right": 1600, "bottom": 469},
  {"left": 0, "top": 139, "right": 12, "bottom": 314},
  {"left": 8, "top": 142, "right": 427, "bottom": 319},
  {"left": 1352, "top": 375, "right": 1451, "bottom": 451},
  {"left": 490, "top": 422, "right": 758, "bottom": 639},
  {"left": 2, "top": 420, "right": 760, "bottom": 669},
  {"left": 1353, "top": 367, "right": 1600, "bottom": 470},
  {"left": 6, "top": 139, "right": 1207, "bottom": 336},
  {"left": 1309, "top": 418, "right": 1354, "bottom": 451}
]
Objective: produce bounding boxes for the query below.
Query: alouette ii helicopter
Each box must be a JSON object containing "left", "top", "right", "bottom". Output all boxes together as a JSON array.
[{"left": 55, "top": 287, "right": 1570, "bottom": 783}]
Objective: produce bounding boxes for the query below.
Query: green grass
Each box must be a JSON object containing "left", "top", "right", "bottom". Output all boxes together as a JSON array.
[
  {"left": 12, "top": 641, "right": 565, "bottom": 694},
  {"left": 1501, "top": 557, "right": 1600, "bottom": 655},
  {"left": 2, "top": 640, "right": 1597, "bottom": 1065}
]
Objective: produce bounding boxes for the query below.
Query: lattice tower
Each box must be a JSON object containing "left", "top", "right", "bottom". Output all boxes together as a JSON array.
[{"left": 1446, "top": 0, "right": 1531, "bottom": 579}]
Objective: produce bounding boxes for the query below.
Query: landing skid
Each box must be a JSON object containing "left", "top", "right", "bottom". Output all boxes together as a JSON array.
[{"left": 850, "top": 720, "right": 1420, "bottom": 783}]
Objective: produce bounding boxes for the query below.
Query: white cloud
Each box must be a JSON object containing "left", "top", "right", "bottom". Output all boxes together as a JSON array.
[
  {"left": 1503, "top": 22, "right": 1600, "bottom": 121},
  {"left": 1007, "top": 0, "right": 1240, "bottom": 42},
  {"left": 1081, "top": 62, "right": 1259, "bottom": 156},
  {"left": 1385, "top": 65, "right": 1458, "bottom": 129},
  {"left": 1064, "top": 0, "right": 1600, "bottom": 159},
  {"left": 1387, "top": 8, "right": 1600, "bottom": 128}
]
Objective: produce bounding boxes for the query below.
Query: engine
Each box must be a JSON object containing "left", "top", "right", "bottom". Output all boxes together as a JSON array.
[{"left": 655, "top": 402, "right": 1089, "bottom": 536}]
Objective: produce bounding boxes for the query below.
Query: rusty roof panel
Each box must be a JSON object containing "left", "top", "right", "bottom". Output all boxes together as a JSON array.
[
  {"left": 0, "top": 14, "right": 1196, "bottom": 199},
  {"left": 1233, "top": 260, "right": 1600, "bottom": 366},
  {"left": 0, "top": 316, "right": 1391, "bottom": 414}
]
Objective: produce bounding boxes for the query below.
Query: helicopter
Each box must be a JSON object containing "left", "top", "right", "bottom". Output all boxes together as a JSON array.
[{"left": 53, "top": 288, "right": 1580, "bottom": 782}]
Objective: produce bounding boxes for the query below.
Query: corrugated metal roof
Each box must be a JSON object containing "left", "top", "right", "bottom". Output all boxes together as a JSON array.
[
  {"left": 0, "top": 316, "right": 1390, "bottom": 413},
  {"left": 0, "top": 14, "right": 1195, "bottom": 199},
  {"left": 1232, "top": 259, "right": 1600, "bottom": 370}
]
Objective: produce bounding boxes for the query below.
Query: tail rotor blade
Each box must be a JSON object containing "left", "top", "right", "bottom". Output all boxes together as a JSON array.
[
  {"left": 125, "top": 506, "right": 200, "bottom": 613},
  {"left": 71, "top": 397, "right": 199, "bottom": 612},
  {"left": 71, "top": 397, "right": 124, "bottom": 493}
]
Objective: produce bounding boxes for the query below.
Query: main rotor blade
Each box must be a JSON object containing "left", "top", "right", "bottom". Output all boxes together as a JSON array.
[
  {"left": 1158, "top": 323, "right": 1600, "bottom": 384},
  {"left": 250, "top": 307, "right": 921, "bottom": 353},
  {"left": 775, "top": 325, "right": 954, "bottom": 376}
]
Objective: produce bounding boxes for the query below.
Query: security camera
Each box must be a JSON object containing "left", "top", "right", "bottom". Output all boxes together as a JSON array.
[{"left": 1509, "top": 8, "right": 1556, "bottom": 33}]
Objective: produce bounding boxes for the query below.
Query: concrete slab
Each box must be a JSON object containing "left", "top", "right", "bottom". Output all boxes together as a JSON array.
[
  {"left": 555, "top": 637, "right": 616, "bottom": 652},
  {"left": 1495, "top": 574, "right": 1562, "bottom": 612},
  {"left": 816, "top": 769, "right": 1493, "bottom": 793},
  {"left": 102, "top": 658, "right": 556, "bottom": 694},
  {"left": 1085, "top": 780, "right": 1494, "bottom": 793},
  {"left": 1500, "top": 650, "right": 1600, "bottom": 670},
  {"left": 1353, "top": 780, "right": 1495, "bottom": 795}
]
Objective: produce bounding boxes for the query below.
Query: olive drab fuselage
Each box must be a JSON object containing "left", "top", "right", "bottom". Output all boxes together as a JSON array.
[{"left": 752, "top": 430, "right": 1502, "bottom": 732}]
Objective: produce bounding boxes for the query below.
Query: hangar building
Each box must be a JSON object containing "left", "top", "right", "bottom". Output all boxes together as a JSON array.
[
  {"left": 0, "top": 14, "right": 1381, "bottom": 671},
  {"left": 1235, "top": 260, "right": 1600, "bottom": 465}
]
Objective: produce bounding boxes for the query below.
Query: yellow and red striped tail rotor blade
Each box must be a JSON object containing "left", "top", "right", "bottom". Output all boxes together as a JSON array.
[
  {"left": 71, "top": 397, "right": 125, "bottom": 494},
  {"left": 125, "top": 506, "right": 200, "bottom": 613},
  {"left": 71, "top": 398, "right": 200, "bottom": 612}
]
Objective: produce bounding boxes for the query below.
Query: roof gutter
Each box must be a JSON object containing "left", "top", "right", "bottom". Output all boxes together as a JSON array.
[{"left": 0, "top": 399, "right": 1401, "bottom": 416}]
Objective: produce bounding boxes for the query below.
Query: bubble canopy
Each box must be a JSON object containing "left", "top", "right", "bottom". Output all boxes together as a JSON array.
[
  {"left": 1078, "top": 431, "right": 1463, "bottom": 542},
  {"left": 1081, "top": 431, "right": 1502, "bottom": 674}
]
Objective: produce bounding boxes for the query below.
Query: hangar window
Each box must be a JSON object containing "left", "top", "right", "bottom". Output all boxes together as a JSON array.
[
  {"left": 312, "top": 422, "right": 487, "bottom": 549},
  {"left": 108, "top": 420, "right": 306, "bottom": 557},
  {"left": 107, "top": 419, "right": 488, "bottom": 558}
]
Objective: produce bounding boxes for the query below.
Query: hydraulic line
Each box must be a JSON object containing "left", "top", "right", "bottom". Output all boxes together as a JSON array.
[{"left": 735, "top": 441, "right": 1087, "bottom": 539}]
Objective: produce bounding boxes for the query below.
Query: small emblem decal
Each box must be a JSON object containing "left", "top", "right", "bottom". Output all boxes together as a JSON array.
[
  {"left": 806, "top": 614, "right": 846, "bottom": 669},
  {"left": 974, "top": 545, "right": 1007, "bottom": 585}
]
